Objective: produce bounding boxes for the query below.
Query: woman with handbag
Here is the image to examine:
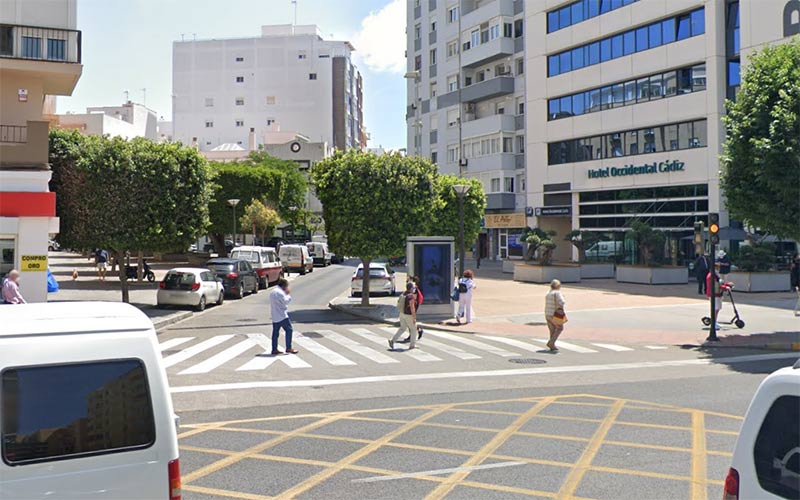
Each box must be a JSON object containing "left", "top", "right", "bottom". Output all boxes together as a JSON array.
[{"left": 544, "top": 279, "right": 567, "bottom": 351}]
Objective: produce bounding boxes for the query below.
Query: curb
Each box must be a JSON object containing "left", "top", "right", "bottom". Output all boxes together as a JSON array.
[
  {"left": 688, "top": 341, "right": 800, "bottom": 351},
  {"left": 150, "top": 311, "right": 193, "bottom": 332},
  {"left": 328, "top": 302, "right": 400, "bottom": 327}
]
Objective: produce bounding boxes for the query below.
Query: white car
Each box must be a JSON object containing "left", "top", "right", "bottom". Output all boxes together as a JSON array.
[
  {"left": 157, "top": 267, "right": 224, "bottom": 311},
  {"left": 351, "top": 263, "right": 396, "bottom": 297},
  {"left": 724, "top": 359, "right": 799, "bottom": 500},
  {"left": 0, "top": 302, "right": 180, "bottom": 500}
]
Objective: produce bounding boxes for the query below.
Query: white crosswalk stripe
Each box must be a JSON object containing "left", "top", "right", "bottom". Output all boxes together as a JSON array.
[
  {"left": 525, "top": 337, "right": 599, "bottom": 353},
  {"left": 317, "top": 330, "right": 399, "bottom": 364},
  {"left": 477, "top": 335, "right": 547, "bottom": 354},
  {"left": 159, "top": 337, "right": 195, "bottom": 351},
  {"left": 293, "top": 335, "right": 357, "bottom": 366},
  {"left": 179, "top": 338, "right": 256, "bottom": 375},
  {"left": 645, "top": 345, "right": 668, "bottom": 350},
  {"left": 236, "top": 334, "right": 311, "bottom": 369},
  {"left": 421, "top": 329, "right": 519, "bottom": 357},
  {"left": 162, "top": 335, "right": 235, "bottom": 368},
  {"left": 415, "top": 337, "right": 481, "bottom": 360},
  {"left": 591, "top": 343, "right": 634, "bottom": 352},
  {"left": 352, "top": 328, "right": 441, "bottom": 362}
]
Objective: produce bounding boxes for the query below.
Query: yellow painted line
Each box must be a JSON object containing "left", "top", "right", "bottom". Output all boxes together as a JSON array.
[
  {"left": 604, "top": 440, "right": 691, "bottom": 454},
  {"left": 588, "top": 465, "right": 690, "bottom": 482},
  {"left": 535, "top": 414, "right": 604, "bottom": 424},
  {"left": 420, "top": 421, "right": 499, "bottom": 433},
  {"left": 705, "top": 429, "right": 739, "bottom": 436},
  {"left": 384, "top": 441, "right": 475, "bottom": 457},
  {"left": 450, "top": 408, "right": 526, "bottom": 416},
  {"left": 458, "top": 479, "right": 559, "bottom": 498},
  {"left": 490, "top": 452, "right": 575, "bottom": 469},
  {"left": 614, "top": 420, "right": 692, "bottom": 432},
  {"left": 182, "top": 484, "right": 273, "bottom": 500},
  {"left": 177, "top": 425, "right": 221, "bottom": 440},
  {"left": 274, "top": 405, "right": 455, "bottom": 500},
  {"left": 425, "top": 397, "right": 557, "bottom": 500},
  {"left": 515, "top": 430, "right": 591, "bottom": 443},
  {"left": 558, "top": 399, "right": 625, "bottom": 498},
  {"left": 706, "top": 449, "right": 734, "bottom": 457},
  {"left": 206, "top": 426, "right": 284, "bottom": 436},
  {"left": 182, "top": 413, "right": 348, "bottom": 484},
  {"left": 250, "top": 453, "right": 337, "bottom": 468},
  {"left": 180, "top": 444, "right": 235, "bottom": 456},
  {"left": 691, "top": 411, "right": 708, "bottom": 500},
  {"left": 549, "top": 400, "right": 615, "bottom": 408}
]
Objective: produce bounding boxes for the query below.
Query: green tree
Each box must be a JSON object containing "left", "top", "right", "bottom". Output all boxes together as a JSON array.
[
  {"left": 721, "top": 39, "right": 800, "bottom": 240},
  {"left": 626, "top": 220, "right": 665, "bottom": 267},
  {"left": 426, "top": 175, "right": 486, "bottom": 246},
  {"left": 564, "top": 230, "right": 600, "bottom": 263},
  {"left": 240, "top": 199, "right": 281, "bottom": 244},
  {"left": 208, "top": 152, "right": 306, "bottom": 252},
  {"left": 311, "top": 150, "right": 436, "bottom": 305},
  {"left": 522, "top": 227, "right": 557, "bottom": 262},
  {"left": 49, "top": 129, "right": 212, "bottom": 302}
]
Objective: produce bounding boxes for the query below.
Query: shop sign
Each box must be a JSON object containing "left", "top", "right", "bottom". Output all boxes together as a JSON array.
[
  {"left": 588, "top": 159, "right": 685, "bottom": 179},
  {"left": 18, "top": 89, "right": 28, "bottom": 102},
  {"left": 535, "top": 206, "right": 571, "bottom": 217},
  {"left": 484, "top": 213, "right": 527, "bottom": 229},
  {"left": 20, "top": 255, "right": 47, "bottom": 272}
]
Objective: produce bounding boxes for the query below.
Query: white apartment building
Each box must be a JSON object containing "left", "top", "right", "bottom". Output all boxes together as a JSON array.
[
  {"left": 173, "top": 24, "right": 366, "bottom": 153},
  {"left": 55, "top": 101, "right": 158, "bottom": 140},
  {"left": 407, "top": 0, "right": 527, "bottom": 261},
  {"left": 526, "top": 0, "right": 798, "bottom": 263}
]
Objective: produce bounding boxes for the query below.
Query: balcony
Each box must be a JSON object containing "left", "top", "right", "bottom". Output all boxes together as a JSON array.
[
  {"left": 515, "top": 114, "right": 525, "bottom": 130},
  {"left": 0, "top": 121, "right": 50, "bottom": 170},
  {"left": 462, "top": 0, "right": 515, "bottom": 28},
  {"left": 515, "top": 153, "right": 525, "bottom": 169},
  {"left": 414, "top": 4, "right": 422, "bottom": 19},
  {"left": 461, "top": 37, "right": 515, "bottom": 68},
  {"left": 461, "top": 113, "right": 516, "bottom": 140},
  {"left": 0, "top": 24, "right": 82, "bottom": 95},
  {"left": 436, "top": 76, "right": 515, "bottom": 108},
  {"left": 486, "top": 193, "right": 516, "bottom": 211},
  {"left": 462, "top": 153, "right": 516, "bottom": 172}
]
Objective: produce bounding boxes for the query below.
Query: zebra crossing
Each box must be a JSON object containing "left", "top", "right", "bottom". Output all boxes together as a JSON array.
[{"left": 159, "top": 326, "right": 672, "bottom": 376}]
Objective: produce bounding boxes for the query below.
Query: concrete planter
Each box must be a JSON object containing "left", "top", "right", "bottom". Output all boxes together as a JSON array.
[
  {"left": 615, "top": 265, "right": 688, "bottom": 284},
  {"left": 514, "top": 263, "right": 581, "bottom": 283},
  {"left": 727, "top": 271, "right": 791, "bottom": 292},
  {"left": 580, "top": 263, "right": 615, "bottom": 279},
  {"left": 502, "top": 259, "right": 519, "bottom": 274}
]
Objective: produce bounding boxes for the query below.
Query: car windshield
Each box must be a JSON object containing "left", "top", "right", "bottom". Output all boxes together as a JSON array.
[
  {"left": 231, "top": 250, "right": 258, "bottom": 263},
  {"left": 207, "top": 263, "right": 234, "bottom": 273},
  {"left": 356, "top": 268, "right": 388, "bottom": 278},
  {"left": 163, "top": 272, "right": 196, "bottom": 290}
]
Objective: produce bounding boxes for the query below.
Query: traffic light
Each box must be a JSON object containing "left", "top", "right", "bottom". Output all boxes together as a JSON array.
[
  {"left": 694, "top": 220, "right": 705, "bottom": 255},
  {"left": 709, "top": 213, "right": 720, "bottom": 245}
]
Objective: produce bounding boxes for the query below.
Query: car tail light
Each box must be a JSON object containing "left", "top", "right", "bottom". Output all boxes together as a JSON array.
[
  {"left": 723, "top": 467, "right": 739, "bottom": 500},
  {"left": 226, "top": 272, "right": 238, "bottom": 279},
  {"left": 352, "top": 276, "right": 361, "bottom": 281},
  {"left": 168, "top": 459, "right": 181, "bottom": 500},
  {"left": 159, "top": 281, "right": 166, "bottom": 289},
  {"left": 191, "top": 283, "right": 200, "bottom": 291}
]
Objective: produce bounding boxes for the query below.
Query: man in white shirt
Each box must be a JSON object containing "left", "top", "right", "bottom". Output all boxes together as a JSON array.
[{"left": 270, "top": 278, "right": 297, "bottom": 355}]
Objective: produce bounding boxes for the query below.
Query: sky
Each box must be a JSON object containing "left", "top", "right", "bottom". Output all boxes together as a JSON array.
[{"left": 59, "top": 0, "right": 407, "bottom": 150}]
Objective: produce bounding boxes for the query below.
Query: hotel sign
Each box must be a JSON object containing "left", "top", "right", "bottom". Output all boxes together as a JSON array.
[{"left": 588, "top": 159, "right": 685, "bottom": 179}]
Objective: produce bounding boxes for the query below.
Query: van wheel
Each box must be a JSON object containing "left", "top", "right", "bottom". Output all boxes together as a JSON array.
[
  {"left": 300, "top": 267, "right": 306, "bottom": 275},
  {"left": 259, "top": 277, "right": 267, "bottom": 289},
  {"left": 216, "top": 291, "right": 224, "bottom": 305},
  {"left": 196, "top": 295, "right": 206, "bottom": 312}
]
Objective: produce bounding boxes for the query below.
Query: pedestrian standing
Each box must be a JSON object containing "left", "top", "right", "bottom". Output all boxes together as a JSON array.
[
  {"left": 456, "top": 269, "right": 476, "bottom": 324},
  {"left": 790, "top": 253, "right": 800, "bottom": 316},
  {"left": 270, "top": 278, "right": 298, "bottom": 355},
  {"left": 390, "top": 282, "right": 417, "bottom": 350},
  {"left": 717, "top": 250, "right": 732, "bottom": 281},
  {"left": 2, "top": 270, "right": 26, "bottom": 304},
  {"left": 401, "top": 276, "right": 424, "bottom": 343},
  {"left": 544, "top": 279, "right": 566, "bottom": 351},
  {"left": 694, "top": 253, "right": 710, "bottom": 295},
  {"left": 95, "top": 248, "right": 109, "bottom": 281}
]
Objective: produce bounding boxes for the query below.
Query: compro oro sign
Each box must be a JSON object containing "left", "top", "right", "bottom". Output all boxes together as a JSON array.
[
  {"left": 20, "top": 255, "right": 47, "bottom": 272},
  {"left": 484, "top": 213, "right": 527, "bottom": 229},
  {"left": 588, "top": 159, "right": 685, "bottom": 179}
]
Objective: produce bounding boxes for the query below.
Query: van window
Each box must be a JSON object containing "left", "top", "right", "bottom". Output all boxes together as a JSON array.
[
  {"left": 231, "top": 250, "right": 259, "bottom": 263},
  {"left": 753, "top": 395, "right": 800, "bottom": 498},
  {"left": 2, "top": 360, "right": 156, "bottom": 465}
]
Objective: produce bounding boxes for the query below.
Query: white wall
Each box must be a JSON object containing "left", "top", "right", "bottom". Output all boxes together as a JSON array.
[{"left": 0, "top": 0, "right": 77, "bottom": 29}]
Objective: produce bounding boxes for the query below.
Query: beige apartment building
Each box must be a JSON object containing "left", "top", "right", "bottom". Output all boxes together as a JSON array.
[{"left": 0, "top": 0, "right": 82, "bottom": 301}]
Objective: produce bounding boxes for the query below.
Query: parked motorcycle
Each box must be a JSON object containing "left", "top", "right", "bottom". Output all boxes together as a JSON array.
[{"left": 123, "top": 260, "right": 155, "bottom": 282}]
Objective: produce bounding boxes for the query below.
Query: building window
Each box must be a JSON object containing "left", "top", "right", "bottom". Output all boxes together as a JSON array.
[
  {"left": 547, "top": 0, "right": 640, "bottom": 33},
  {"left": 429, "top": 48, "right": 436, "bottom": 65},
  {"left": 517, "top": 135, "right": 525, "bottom": 154},
  {"left": 21, "top": 36, "right": 41, "bottom": 58},
  {"left": 470, "top": 29, "right": 480, "bottom": 49},
  {"left": 235, "top": 120, "right": 244, "bottom": 127},
  {"left": 205, "top": 121, "right": 213, "bottom": 128},
  {"left": 548, "top": 8, "right": 705, "bottom": 77},
  {"left": 490, "top": 178, "right": 501, "bottom": 192},
  {"left": 516, "top": 58, "right": 524, "bottom": 75},
  {"left": 447, "top": 75, "right": 458, "bottom": 92},
  {"left": 504, "top": 23, "right": 513, "bottom": 38},
  {"left": 235, "top": 56, "right": 244, "bottom": 62},
  {"left": 490, "top": 24, "right": 500, "bottom": 40},
  {"left": 205, "top": 98, "right": 214, "bottom": 107},
  {"left": 414, "top": 55, "right": 422, "bottom": 71},
  {"left": 267, "top": 118, "right": 276, "bottom": 126},
  {"left": 266, "top": 96, "right": 275, "bottom": 105},
  {"left": 447, "top": 6, "right": 459, "bottom": 23},
  {"left": 414, "top": 24, "right": 421, "bottom": 42},
  {"left": 447, "top": 145, "right": 459, "bottom": 163},
  {"left": 298, "top": 51, "right": 307, "bottom": 59},
  {"left": 309, "top": 73, "right": 317, "bottom": 80},
  {"left": 430, "top": 21, "right": 436, "bottom": 32},
  {"left": 235, "top": 76, "right": 244, "bottom": 83},
  {"left": 47, "top": 38, "right": 66, "bottom": 61},
  {"left": 430, "top": 82, "right": 437, "bottom": 97},
  {"left": 447, "top": 109, "right": 459, "bottom": 127},
  {"left": 446, "top": 40, "right": 458, "bottom": 58},
  {"left": 504, "top": 178, "right": 514, "bottom": 192},
  {"left": 503, "top": 137, "right": 513, "bottom": 153},
  {"left": 514, "top": 19, "right": 523, "bottom": 38},
  {"left": 235, "top": 97, "right": 244, "bottom": 106}
]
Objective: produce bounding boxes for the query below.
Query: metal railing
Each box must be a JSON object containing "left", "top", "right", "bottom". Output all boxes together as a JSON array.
[
  {"left": 0, "top": 125, "right": 27, "bottom": 143},
  {"left": 0, "top": 24, "right": 81, "bottom": 63}
]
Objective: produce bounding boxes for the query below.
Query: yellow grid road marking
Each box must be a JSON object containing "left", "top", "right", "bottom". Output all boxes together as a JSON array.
[
  {"left": 691, "top": 411, "right": 708, "bottom": 500},
  {"left": 558, "top": 399, "right": 625, "bottom": 499},
  {"left": 425, "top": 397, "right": 557, "bottom": 500},
  {"left": 182, "top": 484, "right": 273, "bottom": 500}
]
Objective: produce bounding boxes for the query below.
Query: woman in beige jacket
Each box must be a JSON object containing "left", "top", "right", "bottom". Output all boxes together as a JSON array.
[{"left": 544, "top": 279, "right": 566, "bottom": 351}]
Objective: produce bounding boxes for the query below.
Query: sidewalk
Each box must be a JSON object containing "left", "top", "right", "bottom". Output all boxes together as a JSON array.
[{"left": 330, "top": 259, "right": 800, "bottom": 350}]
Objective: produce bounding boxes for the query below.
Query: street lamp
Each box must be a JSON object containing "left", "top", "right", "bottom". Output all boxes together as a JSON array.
[
  {"left": 452, "top": 184, "right": 471, "bottom": 277},
  {"left": 227, "top": 198, "right": 240, "bottom": 247}
]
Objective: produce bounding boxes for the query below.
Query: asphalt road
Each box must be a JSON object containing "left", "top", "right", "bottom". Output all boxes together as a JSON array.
[{"left": 158, "top": 261, "right": 799, "bottom": 500}]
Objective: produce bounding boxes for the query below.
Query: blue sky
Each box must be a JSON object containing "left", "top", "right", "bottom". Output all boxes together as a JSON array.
[{"left": 59, "top": 0, "right": 407, "bottom": 149}]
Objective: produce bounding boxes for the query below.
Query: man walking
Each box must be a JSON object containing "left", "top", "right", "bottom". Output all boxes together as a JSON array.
[
  {"left": 390, "top": 282, "right": 417, "bottom": 350},
  {"left": 2, "top": 270, "right": 26, "bottom": 304},
  {"left": 270, "top": 278, "right": 298, "bottom": 355},
  {"left": 694, "top": 253, "right": 709, "bottom": 295},
  {"left": 95, "top": 248, "right": 109, "bottom": 281}
]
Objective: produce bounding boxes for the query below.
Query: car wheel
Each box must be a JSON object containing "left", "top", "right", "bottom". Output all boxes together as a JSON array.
[
  {"left": 196, "top": 295, "right": 206, "bottom": 312},
  {"left": 259, "top": 276, "right": 267, "bottom": 289},
  {"left": 300, "top": 267, "right": 306, "bottom": 275},
  {"left": 216, "top": 291, "right": 224, "bottom": 305},
  {"left": 352, "top": 291, "right": 361, "bottom": 298},
  {"left": 252, "top": 280, "right": 259, "bottom": 294},
  {"left": 236, "top": 282, "right": 245, "bottom": 299}
]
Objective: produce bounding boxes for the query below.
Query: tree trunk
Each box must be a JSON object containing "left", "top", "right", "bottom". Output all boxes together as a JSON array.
[
  {"left": 137, "top": 250, "right": 144, "bottom": 282},
  {"left": 117, "top": 250, "right": 130, "bottom": 303},
  {"left": 361, "top": 257, "right": 371, "bottom": 306},
  {"left": 210, "top": 233, "right": 226, "bottom": 255}
]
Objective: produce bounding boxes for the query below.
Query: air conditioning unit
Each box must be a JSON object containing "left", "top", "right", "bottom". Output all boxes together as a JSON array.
[{"left": 463, "top": 103, "right": 476, "bottom": 113}]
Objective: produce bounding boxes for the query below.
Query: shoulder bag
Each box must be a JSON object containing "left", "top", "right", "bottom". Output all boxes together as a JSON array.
[{"left": 551, "top": 293, "right": 568, "bottom": 326}]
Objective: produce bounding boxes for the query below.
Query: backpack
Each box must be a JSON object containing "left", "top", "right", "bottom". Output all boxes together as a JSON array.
[
  {"left": 416, "top": 288, "right": 424, "bottom": 306},
  {"left": 458, "top": 280, "right": 468, "bottom": 294}
]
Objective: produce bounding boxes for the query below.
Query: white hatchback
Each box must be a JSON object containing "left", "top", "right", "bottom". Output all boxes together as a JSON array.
[
  {"left": 723, "top": 360, "right": 800, "bottom": 500},
  {"left": 351, "top": 263, "right": 396, "bottom": 297},
  {"left": 157, "top": 267, "right": 224, "bottom": 311}
]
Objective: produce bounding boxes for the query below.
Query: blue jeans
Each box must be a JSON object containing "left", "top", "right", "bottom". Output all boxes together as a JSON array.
[{"left": 272, "top": 317, "right": 293, "bottom": 351}]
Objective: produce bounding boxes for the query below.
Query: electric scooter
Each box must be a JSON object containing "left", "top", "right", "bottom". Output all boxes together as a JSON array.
[{"left": 702, "top": 282, "right": 745, "bottom": 329}]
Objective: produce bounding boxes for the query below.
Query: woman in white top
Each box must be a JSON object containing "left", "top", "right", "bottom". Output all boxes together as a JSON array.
[
  {"left": 544, "top": 279, "right": 566, "bottom": 351},
  {"left": 456, "top": 269, "right": 476, "bottom": 324}
]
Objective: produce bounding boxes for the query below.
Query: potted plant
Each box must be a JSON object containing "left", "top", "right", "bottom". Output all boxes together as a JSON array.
[
  {"left": 514, "top": 229, "right": 580, "bottom": 283},
  {"left": 565, "top": 230, "right": 614, "bottom": 279},
  {"left": 728, "top": 243, "right": 791, "bottom": 292},
  {"left": 616, "top": 221, "right": 688, "bottom": 284}
]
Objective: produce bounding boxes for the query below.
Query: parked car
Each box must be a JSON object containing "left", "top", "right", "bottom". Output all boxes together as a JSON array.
[
  {"left": 203, "top": 240, "right": 235, "bottom": 255},
  {"left": 330, "top": 252, "right": 343, "bottom": 264},
  {"left": 351, "top": 263, "right": 396, "bottom": 297},
  {"left": 307, "top": 242, "right": 332, "bottom": 267},
  {"left": 229, "top": 246, "right": 283, "bottom": 289},
  {"left": 388, "top": 255, "right": 406, "bottom": 267},
  {"left": 723, "top": 360, "right": 799, "bottom": 500},
  {"left": 47, "top": 239, "right": 60, "bottom": 252},
  {"left": 278, "top": 244, "right": 314, "bottom": 275},
  {"left": 206, "top": 258, "right": 259, "bottom": 299},
  {"left": 157, "top": 267, "right": 224, "bottom": 311},
  {"left": 0, "top": 302, "right": 180, "bottom": 500}
]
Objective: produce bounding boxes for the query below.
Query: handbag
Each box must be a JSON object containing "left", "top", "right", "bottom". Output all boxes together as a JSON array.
[{"left": 551, "top": 294, "right": 568, "bottom": 326}]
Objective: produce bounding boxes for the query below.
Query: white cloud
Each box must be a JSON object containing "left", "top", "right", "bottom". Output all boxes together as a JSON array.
[{"left": 352, "top": 0, "right": 406, "bottom": 74}]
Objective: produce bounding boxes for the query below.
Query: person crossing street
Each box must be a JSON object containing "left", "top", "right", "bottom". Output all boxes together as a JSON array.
[
  {"left": 390, "top": 282, "right": 418, "bottom": 351},
  {"left": 270, "top": 278, "right": 298, "bottom": 355}
]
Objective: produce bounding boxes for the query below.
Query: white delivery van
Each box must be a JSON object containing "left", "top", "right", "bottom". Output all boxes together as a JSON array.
[
  {"left": 0, "top": 302, "right": 181, "bottom": 500},
  {"left": 278, "top": 244, "right": 313, "bottom": 275},
  {"left": 306, "top": 242, "right": 331, "bottom": 267}
]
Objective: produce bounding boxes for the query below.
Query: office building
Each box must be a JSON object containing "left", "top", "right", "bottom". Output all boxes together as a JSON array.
[
  {"left": 0, "top": 0, "right": 82, "bottom": 301},
  {"left": 406, "top": 0, "right": 528, "bottom": 261},
  {"left": 55, "top": 101, "right": 158, "bottom": 140},
  {"left": 525, "top": 0, "right": 798, "bottom": 263},
  {"left": 173, "top": 24, "right": 366, "bottom": 153}
]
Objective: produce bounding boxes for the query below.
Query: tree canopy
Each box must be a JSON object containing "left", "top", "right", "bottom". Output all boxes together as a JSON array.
[
  {"left": 426, "top": 175, "right": 486, "bottom": 246},
  {"left": 240, "top": 199, "right": 281, "bottom": 244},
  {"left": 721, "top": 39, "right": 800, "bottom": 240}
]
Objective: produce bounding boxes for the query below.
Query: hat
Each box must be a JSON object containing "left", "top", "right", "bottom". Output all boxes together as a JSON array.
[{"left": 717, "top": 250, "right": 726, "bottom": 259}]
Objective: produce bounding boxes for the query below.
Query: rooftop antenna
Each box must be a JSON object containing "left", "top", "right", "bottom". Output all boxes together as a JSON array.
[
  {"left": 124, "top": 90, "right": 129, "bottom": 102},
  {"left": 292, "top": 0, "right": 298, "bottom": 34},
  {"left": 180, "top": 33, "right": 185, "bottom": 41},
  {"left": 140, "top": 88, "right": 147, "bottom": 107}
]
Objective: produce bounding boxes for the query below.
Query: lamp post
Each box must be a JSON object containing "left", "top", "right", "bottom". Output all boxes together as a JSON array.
[
  {"left": 404, "top": 71, "right": 421, "bottom": 156},
  {"left": 227, "top": 198, "right": 240, "bottom": 247},
  {"left": 452, "top": 184, "right": 471, "bottom": 277}
]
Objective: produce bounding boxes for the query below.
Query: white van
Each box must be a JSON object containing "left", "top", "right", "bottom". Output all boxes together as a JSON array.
[
  {"left": 278, "top": 244, "right": 313, "bottom": 275},
  {"left": 229, "top": 246, "right": 283, "bottom": 288},
  {"left": 0, "top": 302, "right": 180, "bottom": 500},
  {"left": 306, "top": 242, "right": 331, "bottom": 267}
]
